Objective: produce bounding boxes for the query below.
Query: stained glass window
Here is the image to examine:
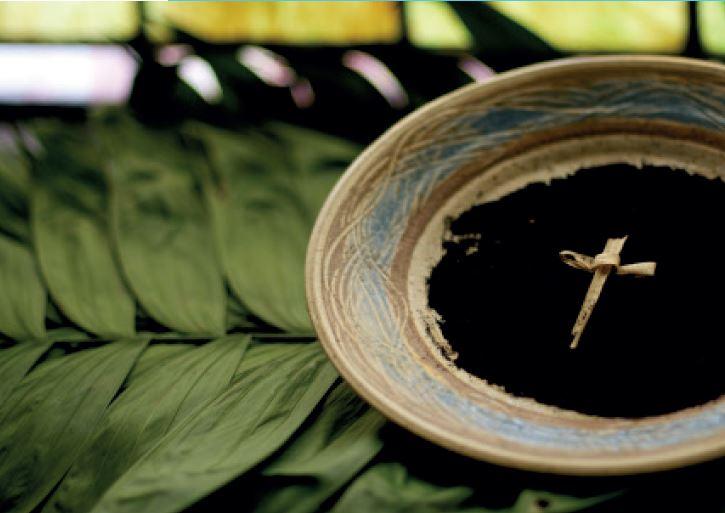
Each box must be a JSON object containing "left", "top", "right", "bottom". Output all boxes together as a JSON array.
[
  {"left": 491, "top": 1, "right": 687, "bottom": 53},
  {"left": 0, "top": 2, "right": 721, "bottom": 55},
  {"left": 699, "top": 2, "right": 725, "bottom": 55},
  {"left": 0, "top": 2, "right": 137, "bottom": 41},
  {"left": 146, "top": 2, "right": 401, "bottom": 44}
]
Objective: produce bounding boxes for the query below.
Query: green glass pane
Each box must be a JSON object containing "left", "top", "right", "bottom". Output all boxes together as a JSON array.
[
  {"left": 0, "top": 2, "right": 138, "bottom": 41},
  {"left": 405, "top": 2, "right": 472, "bottom": 49},
  {"left": 145, "top": 3, "right": 401, "bottom": 44},
  {"left": 492, "top": 1, "right": 686, "bottom": 53},
  {"left": 699, "top": 2, "right": 725, "bottom": 55}
]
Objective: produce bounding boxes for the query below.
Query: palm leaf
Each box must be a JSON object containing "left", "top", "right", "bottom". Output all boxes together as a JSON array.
[
  {"left": 99, "top": 115, "right": 226, "bottom": 336},
  {"left": 43, "top": 335, "right": 249, "bottom": 513},
  {"left": 0, "top": 235, "right": 46, "bottom": 340},
  {"left": 266, "top": 123, "right": 361, "bottom": 216},
  {"left": 0, "top": 131, "right": 46, "bottom": 340},
  {"left": 506, "top": 490, "right": 618, "bottom": 513},
  {"left": 329, "top": 463, "right": 478, "bottom": 513},
  {"left": 0, "top": 341, "right": 49, "bottom": 406},
  {"left": 125, "top": 343, "right": 195, "bottom": 381},
  {"left": 188, "top": 123, "right": 310, "bottom": 332},
  {"left": 0, "top": 125, "right": 31, "bottom": 241},
  {"left": 0, "top": 113, "right": 630, "bottom": 513},
  {"left": 187, "top": 123, "right": 359, "bottom": 333},
  {"left": 329, "top": 463, "right": 612, "bottom": 513},
  {"left": 225, "top": 290, "right": 257, "bottom": 331},
  {"left": 0, "top": 338, "right": 148, "bottom": 513},
  {"left": 251, "top": 382, "right": 385, "bottom": 513},
  {"left": 90, "top": 342, "right": 337, "bottom": 513},
  {"left": 30, "top": 121, "right": 136, "bottom": 338}
]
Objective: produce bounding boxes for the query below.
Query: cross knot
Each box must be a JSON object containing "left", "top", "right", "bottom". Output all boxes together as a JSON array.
[
  {"left": 592, "top": 251, "right": 620, "bottom": 268},
  {"left": 560, "top": 244, "right": 655, "bottom": 277},
  {"left": 559, "top": 236, "right": 656, "bottom": 349}
]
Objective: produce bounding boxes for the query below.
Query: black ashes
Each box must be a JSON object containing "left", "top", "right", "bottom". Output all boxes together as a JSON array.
[{"left": 427, "top": 163, "right": 725, "bottom": 418}]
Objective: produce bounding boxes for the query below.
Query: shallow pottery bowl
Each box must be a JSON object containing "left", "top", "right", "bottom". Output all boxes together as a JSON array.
[{"left": 306, "top": 56, "right": 725, "bottom": 475}]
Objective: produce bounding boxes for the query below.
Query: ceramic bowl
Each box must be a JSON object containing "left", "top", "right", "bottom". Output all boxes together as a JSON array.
[{"left": 306, "top": 56, "right": 725, "bottom": 475}]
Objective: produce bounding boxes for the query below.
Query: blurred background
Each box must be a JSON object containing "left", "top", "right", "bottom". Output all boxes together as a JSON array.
[{"left": 1, "top": 1, "right": 723, "bottom": 141}]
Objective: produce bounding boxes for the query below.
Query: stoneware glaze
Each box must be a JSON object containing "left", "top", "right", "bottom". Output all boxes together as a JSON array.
[{"left": 306, "top": 56, "right": 725, "bottom": 475}]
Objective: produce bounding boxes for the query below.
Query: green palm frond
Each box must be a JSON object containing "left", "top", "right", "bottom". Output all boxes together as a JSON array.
[{"left": 0, "top": 113, "right": 618, "bottom": 513}]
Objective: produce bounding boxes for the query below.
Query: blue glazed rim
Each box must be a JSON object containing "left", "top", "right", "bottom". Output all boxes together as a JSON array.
[{"left": 307, "top": 56, "right": 725, "bottom": 475}]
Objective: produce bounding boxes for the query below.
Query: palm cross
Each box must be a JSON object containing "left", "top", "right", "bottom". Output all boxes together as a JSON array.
[{"left": 560, "top": 236, "right": 656, "bottom": 349}]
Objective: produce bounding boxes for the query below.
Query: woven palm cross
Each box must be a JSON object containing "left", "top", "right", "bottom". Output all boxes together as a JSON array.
[{"left": 560, "top": 236, "right": 656, "bottom": 349}]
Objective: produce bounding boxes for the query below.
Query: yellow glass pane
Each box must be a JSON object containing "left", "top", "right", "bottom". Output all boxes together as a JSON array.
[
  {"left": 699, "top": 2, "right": 725, "bottom": 55},
  {"left": 147, "top": 2, "right": 401, "bottom": 45},
  {"left": 405, "top": 2, "right": 471, "bottom": 49},
  {"left": 492, "top": 1, "right": 686, "bottom": 53},
  {"left": 0, "top": 2, "right": 138, "bottom": 41}
]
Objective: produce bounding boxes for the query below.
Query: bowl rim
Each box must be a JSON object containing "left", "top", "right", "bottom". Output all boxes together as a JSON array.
[{"left": 306, "top": 55, "right": 725, "bottom": 475}]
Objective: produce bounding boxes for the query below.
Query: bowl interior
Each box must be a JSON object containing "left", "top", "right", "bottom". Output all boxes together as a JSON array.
[{"left": 306, "top": 57, "right": 725, "bottom": 475}]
